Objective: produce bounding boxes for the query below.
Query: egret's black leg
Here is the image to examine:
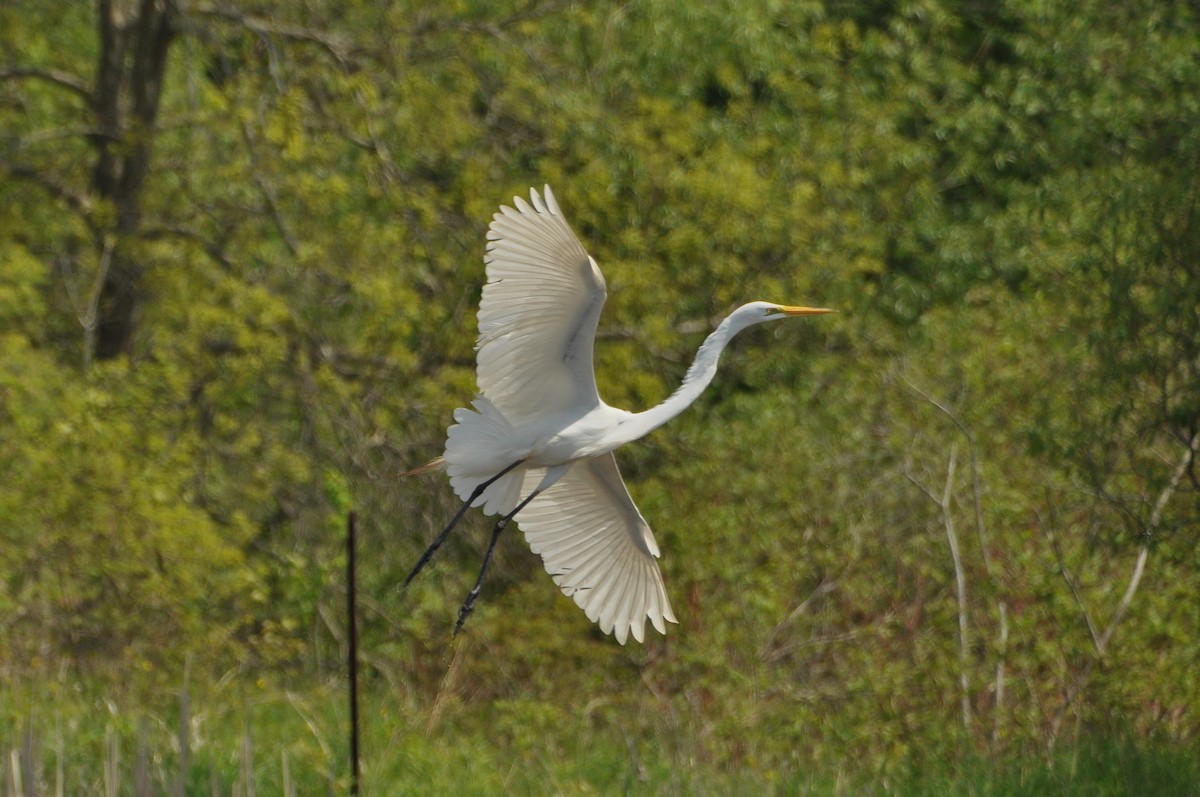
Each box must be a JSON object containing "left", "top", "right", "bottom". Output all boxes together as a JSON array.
[
  {"left": 404, "top": 459, "right": 524, "bottom": 588},
  {"left": 454, "top": 487, "right": 543, "bottom": 635}
]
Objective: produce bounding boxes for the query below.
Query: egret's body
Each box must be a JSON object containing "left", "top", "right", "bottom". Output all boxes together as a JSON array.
[
  {"left": 406, "top": 186, "right": 831, "bottom": 644},
  {"left": 527, "top": 405, "right": 635, "bottom": 464}
]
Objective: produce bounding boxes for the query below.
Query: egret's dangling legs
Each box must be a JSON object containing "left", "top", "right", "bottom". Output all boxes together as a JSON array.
[
  {"left": 453, "top": 464, "right": 567, "bottom": 635},
  {"left": 454, "top": 487, "right": 544, "bottom": 635},
  {"left": 404, "top": 459, "right": 524, "bottom": 587}
]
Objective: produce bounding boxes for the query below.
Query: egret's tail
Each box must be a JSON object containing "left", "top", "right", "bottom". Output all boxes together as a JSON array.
[
  {"left": 398, "top": 456, "right": 446, "bottom": 477},
  {"left": 444, "top": 398, "right": 529, "bottom": 516}
]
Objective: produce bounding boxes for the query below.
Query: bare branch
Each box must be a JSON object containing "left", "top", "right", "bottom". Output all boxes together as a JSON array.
[
  {"left": 140, "top": 223, "right": 235, "bottom": 272},
  {"left": 906, "top": 443, "right": 972, "bottom": 732},
  {"left": 1095, "top": 434, "right": 1195, "bottom": 654},
  {"left": 942, "top": 447, "right": 972, "bottom": 733},
  {"left": 189, "top": 5, "right": 355, "bottom": 69},
  {"left": 901, "top": 372, "right": 1010, "bottom": 744},
  {"left": 1095, "top": 546, "right": 1149, "bottom": 654},
  {"left": 0, "top": 66, "right": 92, "bottom": 102},
  {"left": 1048, "top": 434, "right": 1197, "bottom": 750},
  {"left": 8, "top": 164, "right": 95, "bottom": 220},
  {"left": 15, "top": 126, "right": 114, "bottom": 147},
  {"left": 899, "top": 375, "right": 993, "bottom": 556}
]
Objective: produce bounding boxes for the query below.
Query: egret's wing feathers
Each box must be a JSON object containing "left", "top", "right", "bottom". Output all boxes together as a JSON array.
[
  {"left": 517, "top": 453, "right": 677, "bottom": 644},
  {"left": 477, "top": 186, "right": 606, "bottom": 422}
]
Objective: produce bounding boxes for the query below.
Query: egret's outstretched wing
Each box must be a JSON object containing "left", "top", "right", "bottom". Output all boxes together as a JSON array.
[
  {"left": 477, "top": 186, "right": 607, "bottom": 423},
  {"left": 517, "top": 453, "right": 677, "bottom": 644}
]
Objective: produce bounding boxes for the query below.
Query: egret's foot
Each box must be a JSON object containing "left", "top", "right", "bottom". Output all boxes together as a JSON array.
[{"left": 454, "top": 587, "right": 483, "bottom": 635}]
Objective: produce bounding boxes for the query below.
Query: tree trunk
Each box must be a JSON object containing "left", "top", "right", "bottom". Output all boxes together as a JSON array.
[{"left": 90, "top": 0, "right": 177, "bottom": 359}]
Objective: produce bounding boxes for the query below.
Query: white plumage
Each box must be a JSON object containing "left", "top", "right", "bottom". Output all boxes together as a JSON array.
[
  {"left": 517, "top": 453, "right": 674, "bottom": 645},
  {"left": 477, "top": 188, "right": 605, "bottom": 424},
  {"left": 413, "top": 186, "right": 832, "bottom": 644}
]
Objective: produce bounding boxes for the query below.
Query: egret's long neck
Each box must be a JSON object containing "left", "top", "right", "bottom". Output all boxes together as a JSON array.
[{"left": 616, "top": 316, "right": 743, "bottom": 444}]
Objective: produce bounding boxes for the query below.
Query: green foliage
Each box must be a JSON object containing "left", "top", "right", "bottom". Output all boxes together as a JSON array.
[
  {"left": 1, "top": 0, "right": 1197, "bottom": 787},
  {"left": 0, "top": 336, "right": 252, "bottom": 676}
]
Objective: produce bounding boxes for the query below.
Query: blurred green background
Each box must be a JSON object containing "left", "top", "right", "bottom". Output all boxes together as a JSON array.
[{"left": 2, "top": 0, "right": 1197, "bottom": 793}]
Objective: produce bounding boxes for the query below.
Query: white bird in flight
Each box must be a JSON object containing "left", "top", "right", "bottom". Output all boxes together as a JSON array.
[{"left": 404, "top": 186, "right": 832, "bottom": 644}]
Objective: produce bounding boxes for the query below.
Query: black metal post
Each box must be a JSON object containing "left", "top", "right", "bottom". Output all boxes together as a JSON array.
[{"left": 347, "top": 511, "right": 361, "bottom": 795}]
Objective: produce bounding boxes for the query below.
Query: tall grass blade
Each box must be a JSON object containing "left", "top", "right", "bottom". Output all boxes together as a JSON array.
[
  {"left": 241, "top": 701, "right": 255, "bottom": 797},
  {"left": 134, "top": 717, "right": 150, "bottom": 797},
  {"left": 21, "top": 719, "right": 35, "bottom": 797},
  {"left": 178, "top": 656, "right": 191, "bottom": 797},
  {"left": 103, "top": 724, "right": 119, "bottom": 797}
]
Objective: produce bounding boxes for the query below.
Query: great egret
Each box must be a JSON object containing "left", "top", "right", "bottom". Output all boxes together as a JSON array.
[{"left": 405, "top": 186, "right": 831, "bottom": 644}]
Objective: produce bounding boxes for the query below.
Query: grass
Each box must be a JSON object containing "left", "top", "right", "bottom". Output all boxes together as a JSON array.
[
  {"left": 3, "top": 679, "right": 1197, "bottom": 796},
  {"left": 915, "top": 736, "right": 1200, "bottom": 797}
]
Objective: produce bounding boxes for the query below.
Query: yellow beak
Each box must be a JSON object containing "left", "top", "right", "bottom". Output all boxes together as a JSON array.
[{"left": 777, "top": 305, "right": 835, "bottom": 316}]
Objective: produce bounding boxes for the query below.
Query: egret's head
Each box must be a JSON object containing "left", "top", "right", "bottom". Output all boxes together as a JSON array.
[
  {"left": 762, "top": 302, "right": 834, "bottom": 319},
  {"left": 729, "top": 301, "right": 834, "bottom": 332}
]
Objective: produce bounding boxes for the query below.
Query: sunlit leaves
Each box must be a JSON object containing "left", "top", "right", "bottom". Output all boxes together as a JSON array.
[{"left": 2, "top": 0, "right": 1199, "bottom": 771}]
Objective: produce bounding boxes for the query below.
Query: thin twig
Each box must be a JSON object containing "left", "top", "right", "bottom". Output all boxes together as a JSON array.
[
  {"left": 238, "top": 119, "right": 300, "bottom": 257},
  {"left": 759, "top": 576, "right": 839, "bottom": 661},
  {"left": 1038, "top": 508, "right": 1103, "bottom": 654}
]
